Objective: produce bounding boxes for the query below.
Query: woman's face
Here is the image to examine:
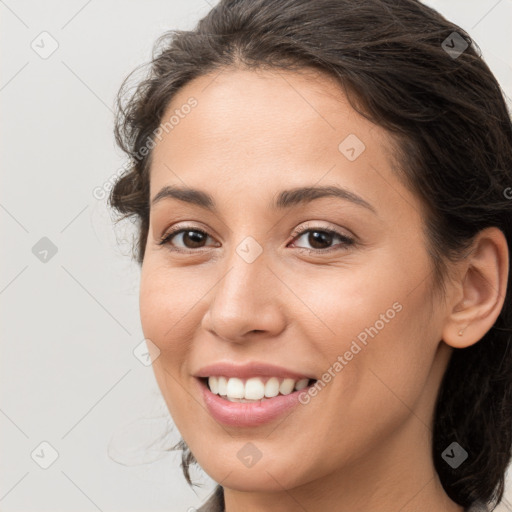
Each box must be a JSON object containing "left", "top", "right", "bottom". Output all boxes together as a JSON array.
[{"left": 140, "top": 68, "right": 455, "bottom": 492}]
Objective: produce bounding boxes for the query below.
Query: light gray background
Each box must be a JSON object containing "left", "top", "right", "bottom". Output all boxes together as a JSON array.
[{"left": 1, "top": 1, "right": 511, "bottom": 511}]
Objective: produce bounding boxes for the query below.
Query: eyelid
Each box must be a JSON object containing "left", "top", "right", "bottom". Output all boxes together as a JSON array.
[
  {"left": 159, "top": 220, "right": 218, "bottom": 242},
  {"left": 289, "top": 220, "right": 354, "bottom": 241}
]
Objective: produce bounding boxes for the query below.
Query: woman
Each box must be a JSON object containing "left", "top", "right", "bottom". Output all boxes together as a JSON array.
[{"left": 109, "top": 0, "right": 512, "bottom": 510}]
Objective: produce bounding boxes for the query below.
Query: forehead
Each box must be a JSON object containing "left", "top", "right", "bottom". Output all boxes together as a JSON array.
[
  {"left": 149, "top": 67, "right": 421, "bottom": 224},
  {"left": 155, "top": 67, "right": 373, "bottom": 156}
]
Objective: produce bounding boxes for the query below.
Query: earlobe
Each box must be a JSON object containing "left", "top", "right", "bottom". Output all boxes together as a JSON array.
[{"left": 442, "top": 227, "right": 509, "bottom": 350}]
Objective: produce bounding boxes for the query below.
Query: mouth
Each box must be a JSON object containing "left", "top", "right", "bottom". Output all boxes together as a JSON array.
[
  {"left": 200, "top": 376, "right": 317, "bottom": 402},
  {"left": 197, "top": 375, "right": 319, "bottom": 427}
]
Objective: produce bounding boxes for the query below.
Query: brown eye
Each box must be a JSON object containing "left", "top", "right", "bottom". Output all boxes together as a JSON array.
[
  {"left": 290, "top": 227, "right": 355, "bottom": 253},
  {"left": 305, "top": 230, "right": 334, "bottom": 249},
  {"left": 159, "top": 228, "right": 216, "bottom": 250},
  {"left": 179, "top": 230, "right": 208, "bottom": 248}
]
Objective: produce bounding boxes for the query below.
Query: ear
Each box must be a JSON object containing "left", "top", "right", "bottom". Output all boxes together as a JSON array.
[{"left": 442, "top": 227, "right": 509, "bottom": 349}]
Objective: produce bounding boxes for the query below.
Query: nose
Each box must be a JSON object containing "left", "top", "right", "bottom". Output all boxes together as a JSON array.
[{"left": 201, "top": 250, "right": 287, "bottom": 344}]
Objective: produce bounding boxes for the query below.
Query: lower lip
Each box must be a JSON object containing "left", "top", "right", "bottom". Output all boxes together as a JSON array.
[{"left": 198, "top": 378, "right": 311, "bottom": 427}]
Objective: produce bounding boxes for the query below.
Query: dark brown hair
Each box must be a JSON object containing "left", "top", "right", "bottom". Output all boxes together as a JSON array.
[{"left": 109, "top": 0, "right": 512, "bottom": 509}]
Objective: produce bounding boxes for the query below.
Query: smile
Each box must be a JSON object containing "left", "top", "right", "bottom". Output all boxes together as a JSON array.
[
  {"left": 197, "top": 376, "right": 318, "bottom": 427},
  {"left": 206, "top": 376, "right": 313, "bottom": 401}
]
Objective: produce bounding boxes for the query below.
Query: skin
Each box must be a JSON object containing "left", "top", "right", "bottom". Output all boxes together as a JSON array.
[{"left": 139, "top": 67, "right": 509, "bottom": 512}]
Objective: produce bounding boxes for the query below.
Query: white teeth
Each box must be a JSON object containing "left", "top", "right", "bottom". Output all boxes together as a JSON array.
[
  {"left": 206, "top": 375, "right": 313, "bottom": 400},
  {"left": 226, "top": 377, "right": 245, "bottom": 398},
  {"left": 264, "top": 377, "right": 280, "bottom": 398},
  {"left": 217, "top": 376, "right": 227, "bottom": 396},
  {"left": 294, "top": 378, "right": 309, "bottom": 391},
  {"left": 245, "top": 377, "right": 265, "bottom": 400},
  {"left": 279, "top": 378, "right": 295, "bottom": 395},
  {"left": 208, "top": 376, "right": 219, "bottom": 394}
]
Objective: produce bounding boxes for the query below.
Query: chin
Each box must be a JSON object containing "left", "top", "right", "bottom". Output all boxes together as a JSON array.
[{"left": 196, "top": 449, "right": 308, "bottom": 492}]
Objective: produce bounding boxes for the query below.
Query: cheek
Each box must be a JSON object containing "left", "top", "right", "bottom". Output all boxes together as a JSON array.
[
  {"left": 138, "top": 261, "right": 218, "bottom": 410},
  {"left": 287, "top": 259, "right": 406, "bottom": 356},
  {"left": 139, "top": 263, "right": 202, "bottom": 350},
  {"left": 139, "top": 264, "right": 202, "bottom": 428},
  {"left": 299, "top": 255, "right": 436, "bottom": 416}
]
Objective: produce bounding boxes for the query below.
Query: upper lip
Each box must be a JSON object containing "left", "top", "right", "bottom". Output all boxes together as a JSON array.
[{"left": 194, "top": 361, "right": 315, "bottom": 381}]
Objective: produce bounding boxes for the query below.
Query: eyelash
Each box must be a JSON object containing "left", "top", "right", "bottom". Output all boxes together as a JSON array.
[{"left": 157, "top": 223, "right": 355, "bottom": 255}]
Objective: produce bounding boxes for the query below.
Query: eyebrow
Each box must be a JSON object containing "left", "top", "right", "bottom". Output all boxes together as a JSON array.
[{"left": 151, "top": 184, "right": 377, "bottom": 214}]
